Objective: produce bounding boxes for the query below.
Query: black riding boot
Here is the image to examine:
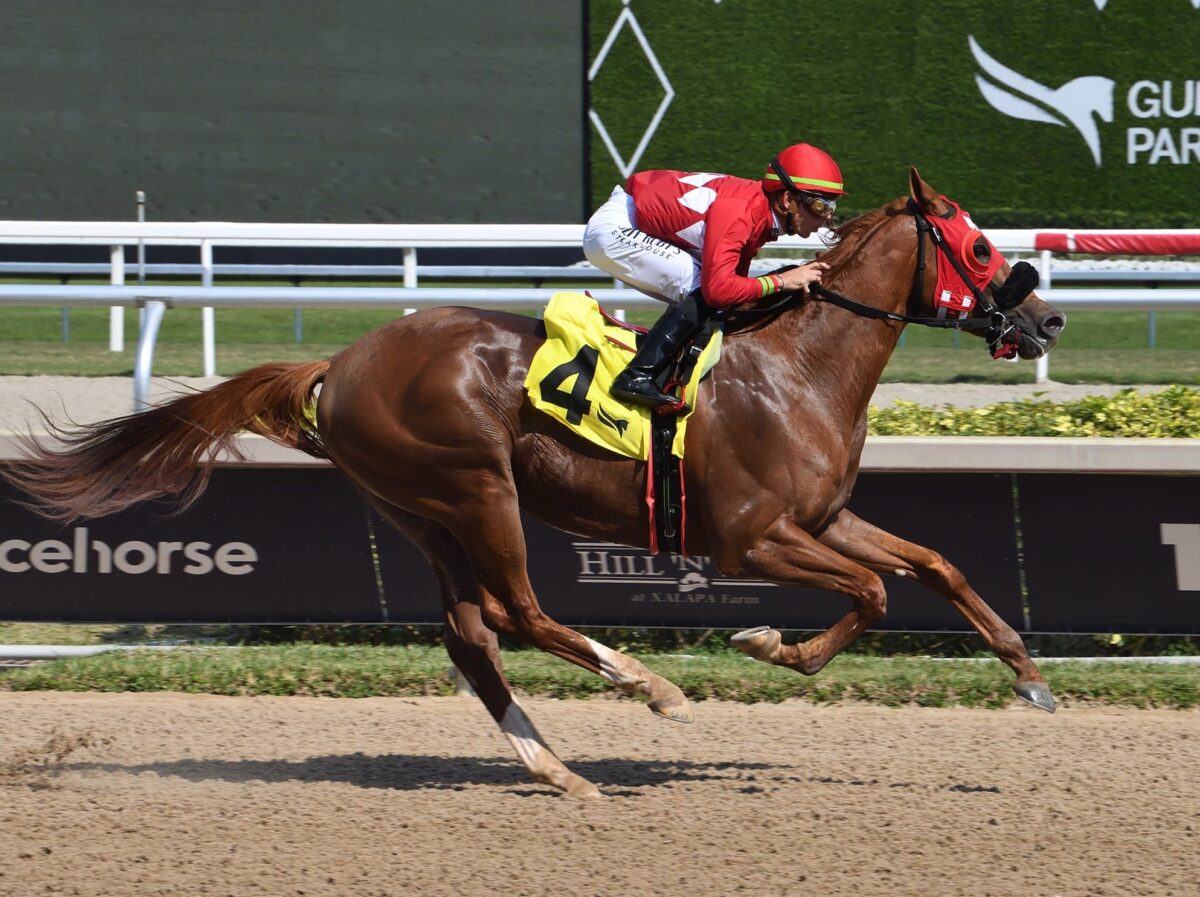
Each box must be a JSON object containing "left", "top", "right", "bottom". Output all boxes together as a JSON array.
[{"left": 610, "top": 298, "right": 703, "bottom": 412}]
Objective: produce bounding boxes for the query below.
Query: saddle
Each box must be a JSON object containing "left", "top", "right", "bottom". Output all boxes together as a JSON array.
[{"left": 524, "top": 292, "right": 724, "bottom": 555}]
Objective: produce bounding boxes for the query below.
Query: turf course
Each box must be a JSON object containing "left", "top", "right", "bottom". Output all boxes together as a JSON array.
[{"left": 2, "top": 302, "right": 1197, "bottom": 383}]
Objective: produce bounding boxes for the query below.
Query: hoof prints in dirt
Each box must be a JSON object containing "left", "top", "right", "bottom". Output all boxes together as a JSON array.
[{"left": 809, "top": 774, "right": 1002, "bottom": 793}]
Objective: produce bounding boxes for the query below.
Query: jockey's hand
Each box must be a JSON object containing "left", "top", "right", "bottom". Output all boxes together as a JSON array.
[{"left": 777, "top": 261, "right": 829, "bottom": 294}]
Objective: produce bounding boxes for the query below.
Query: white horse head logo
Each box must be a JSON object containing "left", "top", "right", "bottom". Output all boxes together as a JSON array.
[{"left": 969, "top": 36, "right": 1115, "bottom": 166}]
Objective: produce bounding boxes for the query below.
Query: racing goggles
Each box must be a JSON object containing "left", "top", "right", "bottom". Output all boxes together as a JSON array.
[{"left": 799, "top": 192, "right": 837, "bottom": 219}]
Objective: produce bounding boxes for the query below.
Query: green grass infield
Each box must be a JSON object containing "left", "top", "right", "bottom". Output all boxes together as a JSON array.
[
  {"left": 1, "top": 304, "right": 1198, "bottom": 383},
  {"left": 1, "top": 645, "right": 1195, "bottom": 710}
]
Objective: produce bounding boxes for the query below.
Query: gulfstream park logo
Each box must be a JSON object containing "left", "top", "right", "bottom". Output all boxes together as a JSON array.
[
  {"left": 969, "top": 36, "right": 1113, "bottom": 165},
  {"left": 969, "top": 35, "right": 1200, "bottom": 167},
  {"left": 0, "top": 528, "right": 258, "bottom": 575}
]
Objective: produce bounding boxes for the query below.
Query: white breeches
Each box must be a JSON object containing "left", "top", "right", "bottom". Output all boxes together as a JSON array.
[{"left": 582, "top": 185, "right": 701, "bottom": 306}]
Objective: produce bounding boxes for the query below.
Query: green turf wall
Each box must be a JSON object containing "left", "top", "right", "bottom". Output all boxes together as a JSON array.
[{"left": 588, "top": 0, "right": 1200, "bottom": 228}]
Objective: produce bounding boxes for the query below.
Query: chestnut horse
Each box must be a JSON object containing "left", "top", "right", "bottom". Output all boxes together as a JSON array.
[{"left": 5, "top": 170, "right": 1065, "bottom": 797}]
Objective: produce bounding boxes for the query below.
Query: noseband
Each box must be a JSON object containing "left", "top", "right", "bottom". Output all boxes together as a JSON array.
[{"left": 806, "top": 200, "right": 1040, "bottom": 358}]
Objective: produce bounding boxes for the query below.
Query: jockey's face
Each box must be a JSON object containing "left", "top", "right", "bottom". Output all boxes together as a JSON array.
[{"left": 775, "top": 190, "right": 830, "bottom": 238}]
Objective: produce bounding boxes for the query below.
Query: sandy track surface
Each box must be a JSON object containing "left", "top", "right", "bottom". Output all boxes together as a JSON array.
[
  {"left": 0, "top": 375, "right": 1168, "bottom": 432},
  {"left": 1, "top": 693, "right": 1197, "bottom": 897},
  {"left": 0, "top": 376, "right": 225, "bottom": 431}
]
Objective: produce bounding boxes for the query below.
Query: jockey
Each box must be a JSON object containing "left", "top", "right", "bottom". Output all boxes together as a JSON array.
[{"left": 583, "top": 142, "right": 845, "bottom": 411}]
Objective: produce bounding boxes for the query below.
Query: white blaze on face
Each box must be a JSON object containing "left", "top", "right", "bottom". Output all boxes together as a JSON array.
[{"left": 584, "top": 636, "right": 649, "bottom": 693}]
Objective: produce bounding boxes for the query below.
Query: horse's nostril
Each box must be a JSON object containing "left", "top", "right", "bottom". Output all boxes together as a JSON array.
[{"left": 1040, "top": 315, "right": 1066, "bottom": 338}]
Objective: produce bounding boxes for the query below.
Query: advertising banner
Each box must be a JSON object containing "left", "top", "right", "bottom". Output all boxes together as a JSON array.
[
  {"left": 0, "top": 469, "right": 383, "bottom": 623},
  {"left": 3, "top": 467, "right": 1197, "bottom": 633},
  {"left": 1018, "top": 474, "right": 1200, "bottom": 633},
  {"left": 496, "top": 473, "right": 1024, "bottom": 632}
]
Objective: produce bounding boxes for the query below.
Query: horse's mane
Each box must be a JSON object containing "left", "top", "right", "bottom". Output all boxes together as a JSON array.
[{"left": 817, "top": 196, "right": 909, "bottom": 277}]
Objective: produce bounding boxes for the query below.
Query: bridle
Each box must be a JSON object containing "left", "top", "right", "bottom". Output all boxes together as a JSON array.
[{"left": 801, "top": 199, "right": 1041, "bottom": 358}]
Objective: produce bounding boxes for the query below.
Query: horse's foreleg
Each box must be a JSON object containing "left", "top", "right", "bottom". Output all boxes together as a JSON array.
[
  {"left": 814, "top": 509, "right": 1055, "bottom": 712},
  {"left": 729, "top": 516, "right": 888, "bottom": 675},
  {"left": 371, "top": 501, "right": 601, "bottom": 797},
  {"left": 447, "top": 482, "right": 693, "bottom": 724}
]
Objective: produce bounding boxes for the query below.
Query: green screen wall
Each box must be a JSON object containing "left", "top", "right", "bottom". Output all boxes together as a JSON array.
[
  {"left": 588, "top": 0, "right": 1199, "bottom": 228},
  {"left": 0, "top": 0, "right": 584, "bottom": 222}
]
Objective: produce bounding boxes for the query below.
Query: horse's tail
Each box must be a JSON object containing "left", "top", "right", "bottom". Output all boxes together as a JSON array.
[{"left": 2, "top": 360, "right": 331, "bottom": 523}]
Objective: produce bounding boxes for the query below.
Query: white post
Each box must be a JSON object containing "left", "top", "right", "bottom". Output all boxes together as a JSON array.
[
  {"left": 136, "top": 191, "right": 146, "bottom": 332},
  {"left": 135, "top": 191, "right": 146, "bottom": 286},
  {"left": 201, "top": 240, "right": 216, "bottom": 377},
  {"left": 1035, "top": 250, "right": 1052, "bottom": 384},
  {"left": 133, "top": 300, "right": 167, "bottom": 413},
  {"left": 109, "top": 244, "right": 125, "bottom": 352},
  {"left": 403, "top": 246, "right": 417, "bottom": 315},
  {"left": 450, "top": 665, "right": 476, "bottom": 697}
]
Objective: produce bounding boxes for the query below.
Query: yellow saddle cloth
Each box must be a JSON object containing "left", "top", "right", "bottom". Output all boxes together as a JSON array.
[{"left": 524, "top": 292, "right": 722, "bottom": 461}]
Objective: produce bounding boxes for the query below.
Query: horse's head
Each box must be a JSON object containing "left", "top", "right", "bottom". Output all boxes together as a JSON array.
[
  {"left": 904, "top": 167, "right": 1065, "bottom": 360},
  {"left": 741, "top": 170, "right": 1065, "bottom": 360}
]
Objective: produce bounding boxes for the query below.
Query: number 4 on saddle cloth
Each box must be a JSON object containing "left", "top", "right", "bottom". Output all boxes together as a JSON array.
[{"left": 524, "top": 291, "right": 723, "bottom": 555}]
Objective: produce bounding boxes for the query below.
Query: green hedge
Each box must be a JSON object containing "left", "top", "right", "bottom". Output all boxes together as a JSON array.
[
  {"left": 869, "top": 386, "right": 1200, "bottom": 437},
  {"left": 589, "top": 1, "right": 1200, "bottom": 227}
]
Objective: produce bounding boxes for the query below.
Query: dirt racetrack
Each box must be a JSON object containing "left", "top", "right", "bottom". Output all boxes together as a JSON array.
[{"left": 1, "top": 692, "right": 1197, "bottom": 897}]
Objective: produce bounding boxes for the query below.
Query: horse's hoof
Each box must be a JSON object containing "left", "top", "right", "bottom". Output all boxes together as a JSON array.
[
  {"left": 731, "top": 626, "right": 781, "bottom": 662},
  {"left": 647, "top": 678, "right": 695, "bottom": 723},
  {"left": 1013, "top": 680, "right": 1057, "bottom": 713},
  {"left": 649, "top": 695, "right": 695, "bottom": 724},
  {"left": 562, "top": 775, "right": 603, "bottom": 799}
]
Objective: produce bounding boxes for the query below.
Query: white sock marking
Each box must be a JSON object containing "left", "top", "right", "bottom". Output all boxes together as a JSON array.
[
  {"left": 584, "top": 636, "right": 647, "bottom": 691},
  {"left": 500, "top": 701, "right": 548, "bottom": 770}
]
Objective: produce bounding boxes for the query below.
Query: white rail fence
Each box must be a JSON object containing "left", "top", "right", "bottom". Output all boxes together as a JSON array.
[{"left": 1, "top": 221, "right": 1198, "bottom": 409}]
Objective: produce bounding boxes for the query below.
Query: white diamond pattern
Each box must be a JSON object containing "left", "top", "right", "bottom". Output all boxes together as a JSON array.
[
  {"left": 677, "top": 186, "right": 717, "bottom": 214},
  {"left": 589, "top": 1, "right": 676, "bottom": 178},
  {"left": 674, "top": 221, "right": 707, "bottom": 250}
]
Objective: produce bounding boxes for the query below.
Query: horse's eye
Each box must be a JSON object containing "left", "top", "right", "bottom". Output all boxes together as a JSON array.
[{"left": 972, "top": 236, "right": 992, "bottom": 265}]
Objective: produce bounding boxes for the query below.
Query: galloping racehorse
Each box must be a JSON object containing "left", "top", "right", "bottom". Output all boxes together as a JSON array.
[{"left": 5, "top": 170, "right": 1065, "bottom": 797}]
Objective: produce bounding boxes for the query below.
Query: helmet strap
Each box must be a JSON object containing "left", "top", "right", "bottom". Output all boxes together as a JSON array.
[{"left": 769, "top": 156, "right": 801, "bottom": 194}]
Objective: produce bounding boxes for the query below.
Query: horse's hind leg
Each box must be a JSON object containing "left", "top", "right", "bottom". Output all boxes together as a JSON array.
[
  {"left": 445, "top": 600, "right": 602, "bottom": 798},
  {"left": 371, "top": 501, "right": 601, "bottom": 797},
  {"left": 440, "top": 478, "right": 694, "bottom": 723},
  {"left": 724, "top": 516, "right": 892, "bottom": 674},
  {"left": 812, "top": 509, "right": 1054, "bottom": 712}
]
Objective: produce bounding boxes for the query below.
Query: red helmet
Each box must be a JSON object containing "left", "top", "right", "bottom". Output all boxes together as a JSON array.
[{"left": 763, "top": 143, "right": 846, "bottom": 195}]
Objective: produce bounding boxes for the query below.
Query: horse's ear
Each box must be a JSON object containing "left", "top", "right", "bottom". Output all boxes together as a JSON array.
[
  {"left": 908, "top": 166, "right": 949, "bottom": 215},
  {"left": 908, "top": 166, "right": 936, "bottom": 209}
]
